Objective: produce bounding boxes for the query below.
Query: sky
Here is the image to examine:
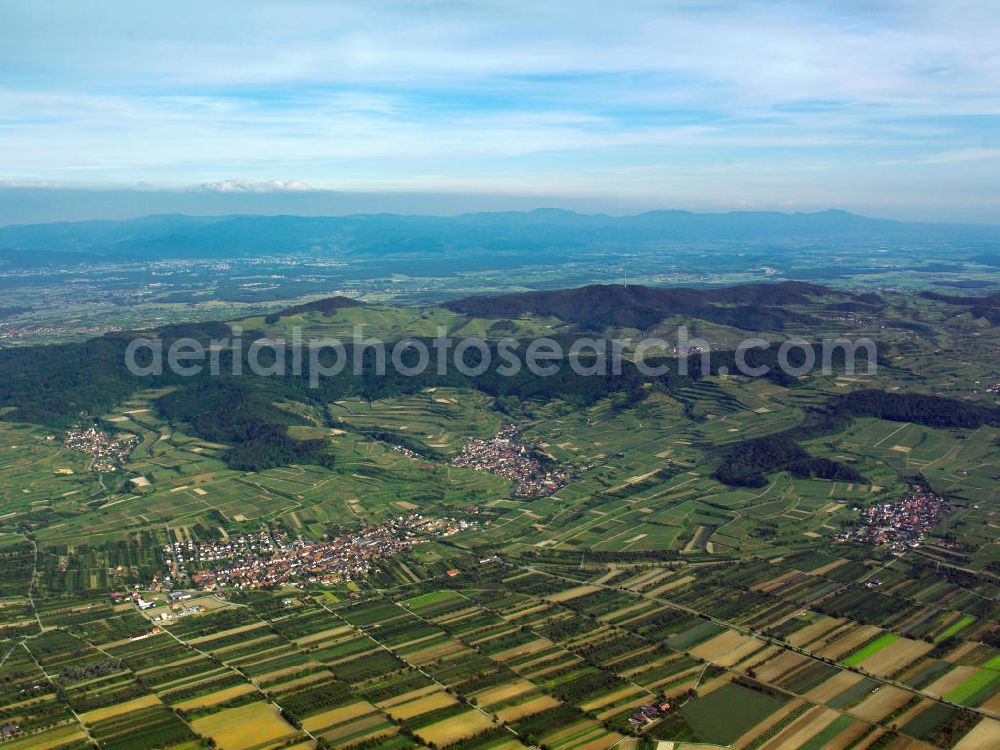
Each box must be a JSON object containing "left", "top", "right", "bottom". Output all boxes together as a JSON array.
[{"left": 1, "top": 0, "right": 999, "bottom": 223}]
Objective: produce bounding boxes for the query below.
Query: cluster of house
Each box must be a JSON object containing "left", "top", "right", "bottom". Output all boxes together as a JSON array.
[
  {"left": 450, "top": 425, "right": 582, "bottom": 496},
  {"left": 63, "top": 426, "right": 138, "bottom": 472},
  {"left": 629, "top": 701, "right": 672, "bottom": 727},
  {"left": 113, "top": 589, "right": 204, "bottom": 621},
  {"left": 390, "top": 443, "right": 420, "bottom": 459},
  {"left": 161, "top": 529, "right": 295, "bottom": 573},
  {"left": 155, "top": 515, "right": 475, "bottom": 590},
  {"left": 835, "top": 489, "right": 949, "bottom": 555},
  {"left": 0, "top": 324, "right": 123, "bottom": 342},
  {"left": 987, "top": 382, "right": 1000, "bottom": 394}
]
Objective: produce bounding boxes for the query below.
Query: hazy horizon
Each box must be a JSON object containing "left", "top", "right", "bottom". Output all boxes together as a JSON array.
[
  {"left": 3, "top": 1, "right": 1000, "bottom": 224},
  {"left": 2, "top": 187, "right": 1000, "bottom": 229}
]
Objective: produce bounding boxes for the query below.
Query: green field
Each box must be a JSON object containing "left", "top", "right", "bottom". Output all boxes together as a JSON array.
[
  {"left": 681, "top": 683, "right": 788, "bottom": 745},
  {"left": 934, "top": 615, "right": 976, "bottom": 643},
  {"left": 945, "top": 668, "right": 1000, "bottom": 706},
  {"left": 842, "top": 633, "right": 901, "bottom": 666}
]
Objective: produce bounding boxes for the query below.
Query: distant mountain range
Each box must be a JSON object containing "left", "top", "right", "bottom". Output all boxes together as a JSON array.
[{"left": 1, "top": 209, "right": 999, "bottom": 267}]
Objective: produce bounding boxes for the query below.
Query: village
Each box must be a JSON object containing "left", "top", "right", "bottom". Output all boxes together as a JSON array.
[
  {"left": 154, "top": 514, "right": 477, "bottom": 591},
  {"left": 835, "top": 489, "right": 950, "bottom": 555},
  {"left": 390, "top": 443, "right": 420, "bottom": 459},
  {"left": 450, "top": 424, "right": 583, "bottom": 496},
  {"left": 63, "top": 425, "right": 138, "bottom": 472}
]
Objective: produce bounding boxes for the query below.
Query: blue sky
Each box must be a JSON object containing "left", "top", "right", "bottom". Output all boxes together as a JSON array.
[{"left": 1, "top": 0, "right": 999, "bottom": 222}]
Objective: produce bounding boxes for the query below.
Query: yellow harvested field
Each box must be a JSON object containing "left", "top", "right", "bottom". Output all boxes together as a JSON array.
[
  {"left": 733, "top": 699, "right": 804, "bottom": 749},
  {"left": 376, "top": 683, "right": 442, "bottom": 709},
  {"left": 801, "top": 622, "right": 855, "bottom": 654},
  {"left": 302, "top": 701, "right": 376, "bottom": 733},
  {"left": 320, "top": 714, "right": 391, "bottom": 743},
  {"left": 925, "top": 666, "right": 978, "bottom": 698},
  {"left": 598, "top": 601, "right": 650, "bottom": 622},
  {"left": 850, "top": 685, "right": 913, "bottom": 722},
  {"left": 574, "top": 734, "right": 624, "bottom": 750},
  {"left": 646, "top": 575, "right": 696, "bottom": 597},
  {"left": 292, "top": 625, "right": 352, "bottom": 645},
  {"left": 546, "top": 585, "right": 600, "bottom": 602},
  {"left": 540, "top": 721, "right": 597, "bottom": 746},
  {"left": 756, "top": 651, "right": 809, "bottom": 683},
  {"left": 806, "top": 670, "right": 865, "bottom": 703},
  {"left": 191, "top": 701, "right": 298, "bottom": 750},
  {"left": 405, "top": 641, "right": 473, "bottom": 665},
  {"left": 524, "top": 658, "right": 579, "bottom": 681},
  {"left": 580, "top": 684, "right": 644, "bottom": 711},
  {"left": 134, "top": 653, "right": 205, "bottom": 676},
  {"left": 173, "top": 682, "right": 258, "bottom": 710},
  {"left": 980, "top": 688, "right": 1000, "bottom": 714},
  {"left": 763, "top": 706, "right": 838, "bottom": 750},
  {"left": 753, "top": 571, "right": 802, "bottom": 593},
  {"left": 690, "top": 630, "right": 750, "bottom": 661},
  {"left": 213, "top": 635, "right": 280, "bottom": 657},
  {"left": 943, "top": 640, "right": 980, "bottom": 662},
  {"left": 416, "top": 709, "right": 496, "bottom": 746},
  {"left": 489, "top": 741, "right": 531, "bottom": 750},
  {"left": 474, "top": 679, "right": 536, "bottom": 706},
  {"left": 818, "top": 625, "right": 883, "bottom": 660},
  {"left": 856, "top": 638, "right": 933, "bottom": 676},
  {"left": 79, "top": 693, "right": 162, "bottom": 722},
  {"left": 592, "top": 569, "right": 621, "bottom": 585},
  {"left": 825, "top": 721, "right": 875, "bottom": 750},
  {"left": 715, "top": 637, "right": 768, "bottom": 668},
  {"left": 495, "top": 694, "right": 562, "bottom": 722},
  {"left": 261, "top": 671, "right": 332, "bottom": 694},
  {"left": 189, "top": 622, "right": 267, "bottom": 645},
  {"left": 390, "top": 632, "right": 440, "bottom": 651},
  {"left": 786, "top": 615, "right": 843, "bottom": 648},
  {"left": 491, "top": 637, "right": 553, "bottom": 662},
  {"left": 620, "top": 569, "right": 665, "bottom": 590},
  {"left": 385, "top": 690, "right": 458, "bottom": 720},
  {"left": 952, "top": 717, "right": 1000, "bottom": 750},
  {"left": 256, "top": 662, "right": 327, "bottom": 684}
]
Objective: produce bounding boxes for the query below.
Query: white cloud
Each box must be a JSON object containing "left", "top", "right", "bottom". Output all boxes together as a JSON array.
[
  {"left": 916, "top": 147, "right": 1000, "bottom": 164},
  {"left": 193, "top": 179, "right": 316, "bottom": 193},
  {"left": 0, "top": 1, "right": 999, "bottom": 219}
]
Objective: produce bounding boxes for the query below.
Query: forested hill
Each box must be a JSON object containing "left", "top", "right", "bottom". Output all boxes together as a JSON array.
[
  {"left": 714, "top": 389, "right": 1000, "bottom": 487},
  {"left": 263, "top": 295, "right": 363, "bottom": 324},
  {"left": 444, "top": 281, "right": 859, "bottom": 331},
  {"left": 919, "top": 290, "right": 1000, "bottom": 325}
]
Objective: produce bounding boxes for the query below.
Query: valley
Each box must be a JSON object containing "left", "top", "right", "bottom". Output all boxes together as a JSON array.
[{"left": 0, "top": 280, "right": 998, "bottom": 750}]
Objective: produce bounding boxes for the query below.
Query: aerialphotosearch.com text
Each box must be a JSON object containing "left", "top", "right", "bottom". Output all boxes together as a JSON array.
[{"left": 124, "top": 326, "right": 878, "bottom": 387}]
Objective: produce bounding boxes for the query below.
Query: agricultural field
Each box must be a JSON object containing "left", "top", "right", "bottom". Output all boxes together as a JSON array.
[{"left": 2, "top": 283, "right": 1000, "bottom": 749}]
